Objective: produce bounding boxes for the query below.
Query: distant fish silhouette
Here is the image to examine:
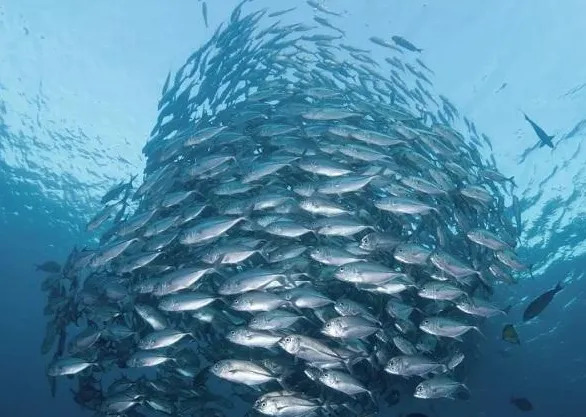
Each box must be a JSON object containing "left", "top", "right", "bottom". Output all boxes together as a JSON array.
[
  {"left": 523, "top": 112, "right": 554, "bottom": 148},
  {"left": 392, "top": 36, "right": 423, "bottom": 53},
  {"left": 202, "top": 1, "right": 208, "bottom": 28},
  {"left": 522, "top": 281, "right": 563, "bottom": 321},
  {"left": 510, "top": 396, "right": 534, "bottom": 411},
  {"left": 502, "top": 324, "right": 520, "bottom": 344},
  {"left": 35, "top": 261, "right": 61, "bottom": 273}
]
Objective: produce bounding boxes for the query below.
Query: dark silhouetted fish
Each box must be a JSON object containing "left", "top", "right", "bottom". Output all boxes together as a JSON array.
[
  {"left": 523, "top": 112, "right": 554, "bottom": 148},
  {"left": 202, "top": 1, "right": 208, "bottom": 28},
  {"left": 392, "top": 35, "right": 422, "bottom": 52},
  {"left": 511, "top": 396, "right": 534, "bottom": 411},
  {"left": 502, "top": 324, "right": 520, "bottom": 344},
  {"left": 35, "top": 261, "right": 61, "bottom": 273},
  {"left": 523, "top": 282, "right": 563, "bottom": 321}
]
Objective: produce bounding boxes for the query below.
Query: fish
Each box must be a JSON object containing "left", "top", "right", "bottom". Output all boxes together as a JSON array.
[
  {"left": 456, "top": 297, "right": 506, "bottom": 317},
  {"left": 211, "top": 360, "right": 279, "bottom": 386},
  {"left": 420, "top": 317, "right": 482, "bottom": 340},
  {"left": 35, "top": 261, "right": 62, "bottom": 273},
  {"left": 502, "top": 324, "right": 520, "bottom": 344},
  {"left": 227, "top": 328, "right": 282, "bottom": 349},
  {"left": 375, "top": 197, "right": 437, "bottom": 215},
  {"left": 306, "top": 0, "right": 342, "bottom": 17},
  {"left": 523, "top": 282, "right": 563, "bottom": 321},
  {"left": 370, "top": 36, "right": 402, "bottom": 51},
  {"left": 392, "top": 35, "right": 423, "bottom": 52},
  {"left": 127, "top": 351, "right": 174, "bottom": 368},
  {"left": 466, "top": 228, "right": 510, "bottom": 251},
  {"left": 255, "top": 392, "right": 321, "bottom": 416},
  {"left": 269, "top": 7, "right": 297, "bottom": 18},
  {"left": 414, "top": 376, "right": 467, "bottom": 399},
  {"left": 321, "top": 316, "right": 380, "bottom": 339},
  {"left": 385, "top": 355, "right": 447, "bottom": 377},
  {"left": 317, "top": 369, "right": 373, "bottom": 400},
  {"left": 47, "top": 357, "right": 96, "bottom": 376},
  {"left": 202, "top": 1, "right": 208, "bottom": 28},
  {"left": 249, "top": 310, "right": 304, "bottom": 330},
  {"left": 138, "top": 329, "right": 190, "bottom": 350},
  {"left": 523, "top": 112, "right": 554, "bottom": 148},
  {"left": 510, "top": 397, "right": 534, "bottom": 411}
]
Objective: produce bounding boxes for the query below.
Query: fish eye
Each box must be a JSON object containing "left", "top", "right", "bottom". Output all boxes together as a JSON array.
[
  {"left": 339, "top": 266, "right": 345, "bottom": 272},
  {"left": 261, "top": 402, "right": 267, "bottom": 408},
  {"left": 230, "top": 330, "right": 236, "bottom": 336},
  {"left": 285, "top": 337, "right": 292, "bottom": 342}
]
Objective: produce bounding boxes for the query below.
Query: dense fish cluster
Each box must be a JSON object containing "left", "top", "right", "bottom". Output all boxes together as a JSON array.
[{"left": 40, "top": 1, "right": 529, "bottom": 416}]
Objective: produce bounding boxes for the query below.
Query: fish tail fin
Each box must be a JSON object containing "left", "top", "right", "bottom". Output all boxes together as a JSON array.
[
  {"left": 367, "top": 390, "right": 377, "bottom": 405},
  {"left": 216, "top": 296, "right": 231, "bottom": 307},
  {"left": 547, "top": 135, "right": 555, "bottom": 149},
  {"left": 555, "top": 281, "right": 563, "bottom": 292},
  {"left": 443, "top": 353, "right": 457, "bottom": 371},
  {"left": 508, "top": 176, "right": 517, "bottom": 187},
  {"left": 276, "top": 373, "right": 294, "bottom": 390},
  {"left": 288, "top": 303, "right": 305, "bottom": 316},
  {"left": 300, "top": 314, "right": 321, "bottom": 327},
  {"left": 473, "top": 326, "right": 486, "bottom": 339},
  {"left": 342, "top": 350, "right": 373, "bottom": 372},
  {"left": 437, "top": 363, "right": 449, "bottom": 374},
  {"left": 256, "top": 247, "right": 271, "bottom": 263},
  {"left": 48, "top": 375, "right": 57, "bottom": 398},
  {"left": 128, "top": 173, "right": 138, "bottom": 186}
]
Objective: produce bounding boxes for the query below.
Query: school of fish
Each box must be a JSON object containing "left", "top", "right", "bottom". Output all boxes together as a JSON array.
[{"left": 39, "top": 1, "right": 533, "bottom": 416}]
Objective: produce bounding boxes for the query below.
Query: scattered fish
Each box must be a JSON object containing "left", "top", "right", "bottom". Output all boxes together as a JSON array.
[
  {"left": 523, "top": 282, "right": 563, "bottom": 321},
  {"left": 510, "top": 396, "right": 534, "bottom": 411},
  {"left": 392, "top": 35, "right": 423, "bottom": 52},
  {"left": 523, "top": 112, "right": 554, "bottom": 148},
  {"left": 202, "top": 1, "right": 208, "bottom": 28},
  {"left": 502, "top": 324, "right": 520, "bottom": 345}
]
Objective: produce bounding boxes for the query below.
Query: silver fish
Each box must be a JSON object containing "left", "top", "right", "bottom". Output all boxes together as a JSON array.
[
  {"left": 419, "top": 316, "right": 481, "bottom": 340},
  {"left": 414, "top": 376, "right": 468, "bottom": 399}
]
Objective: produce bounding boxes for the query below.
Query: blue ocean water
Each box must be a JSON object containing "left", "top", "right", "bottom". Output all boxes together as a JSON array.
[{"left": 1, "top": 1, "right": 584, "bottom": 416}]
